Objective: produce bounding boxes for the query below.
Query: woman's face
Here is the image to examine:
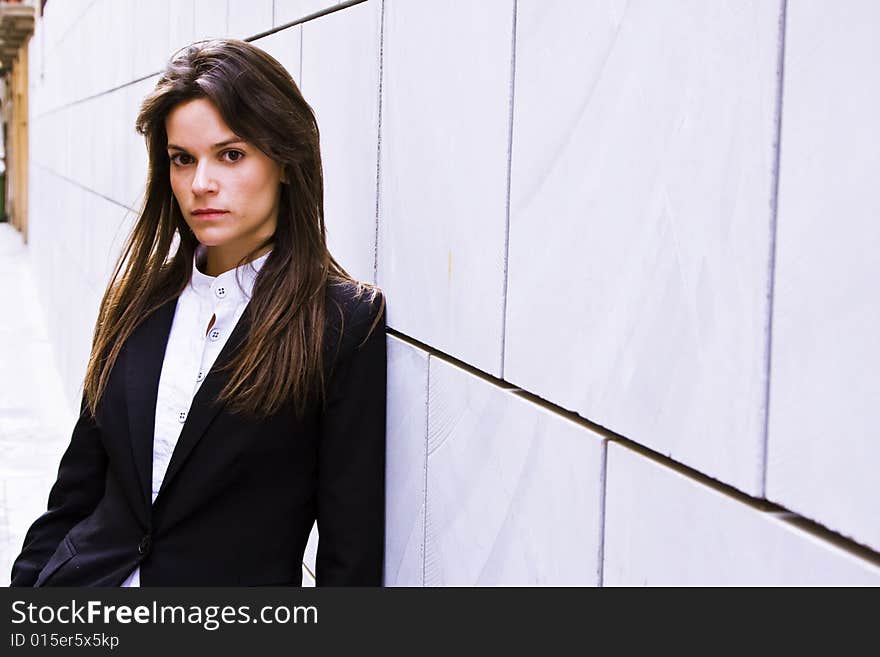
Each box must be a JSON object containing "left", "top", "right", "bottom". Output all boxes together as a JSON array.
[{"left": 165, "top": 97, "right": 284, "bottom": 266}]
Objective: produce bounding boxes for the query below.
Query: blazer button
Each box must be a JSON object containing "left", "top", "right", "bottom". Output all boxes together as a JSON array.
[{"left": 138, "top": 534, "right": 152, "bottom": 556}]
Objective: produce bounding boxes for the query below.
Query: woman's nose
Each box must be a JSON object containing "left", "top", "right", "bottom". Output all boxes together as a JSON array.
[{"left": 191, "top": 162, "right": 218, "bottom": 194}]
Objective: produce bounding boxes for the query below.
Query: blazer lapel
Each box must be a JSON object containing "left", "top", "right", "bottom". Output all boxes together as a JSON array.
[
  {"left": 126, "top": 296, "right": 179, "bottom": 512},
  {"left": 155, "top": 301, "right": 254, "bottom": 502}
]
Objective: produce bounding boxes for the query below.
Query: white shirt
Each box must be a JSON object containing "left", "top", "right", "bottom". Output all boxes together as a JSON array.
[{"left": 120, "top": 244, "right": 271, "bottom": 587}]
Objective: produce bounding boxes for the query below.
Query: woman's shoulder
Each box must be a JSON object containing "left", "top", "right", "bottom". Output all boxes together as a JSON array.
[
  {"left": 325, "top": 278, "right": 384, "bottom": 310},
  {"left": 323, "top": 279, "right": 386, "bottom": 360}
]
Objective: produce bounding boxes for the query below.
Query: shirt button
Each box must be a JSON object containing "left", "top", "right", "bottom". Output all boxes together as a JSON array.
[
  {"left": 215, "top": 286, "right": 226, "bottom": 298},
  {"left": 196, "top": 370, "right": 205, "bottom": 382},
  {"left": 209, "top": 328, "right": 221, "bottom": 341},
  {"left": 178, "top": 410, "right": 187, "bottom": 423}
]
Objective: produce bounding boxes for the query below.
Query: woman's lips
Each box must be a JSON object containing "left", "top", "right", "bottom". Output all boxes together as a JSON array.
[{"left": 191, "top": 210, "right": 228, "bottom": 220}]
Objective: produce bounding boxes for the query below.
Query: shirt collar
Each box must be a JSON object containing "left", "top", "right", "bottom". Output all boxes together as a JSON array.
[{"left": 190, "top": 243, "right": 272, "bottom": 304}]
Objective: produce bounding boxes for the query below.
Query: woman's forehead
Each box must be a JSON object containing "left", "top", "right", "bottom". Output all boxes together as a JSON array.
[{"left": 165, "top": 98, "right": 238, "bottom": 147}]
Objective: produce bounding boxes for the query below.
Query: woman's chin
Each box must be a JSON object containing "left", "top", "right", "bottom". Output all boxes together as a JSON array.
[{"left": 191, "top": 230, "right": 231, "bottom": 248}]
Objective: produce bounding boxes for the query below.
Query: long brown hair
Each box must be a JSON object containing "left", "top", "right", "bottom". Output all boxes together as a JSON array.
[{"left": 82, "top": 38, "right": 383, "bottom": 421}]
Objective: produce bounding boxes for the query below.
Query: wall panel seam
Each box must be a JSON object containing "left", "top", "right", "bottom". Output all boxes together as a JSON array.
[
  {"left": 373, "top": 0, "right": 386, "bottom": 286},
  {"left": 500, "top": 0, "right": 517, "bottom": 380},
  {"left": 384, "top": 328, "right": 880, "bottom": 564},
  {"left": 31, "top": 162, "right": 139, "bottom": 212},
  {"left": 249, "top": 0, "right": 368, "bottom": 41},
  {"left": 423, "top": 353, "right": 431, "bottom": 587},
  {"left": 761, "top": 0, "right": 789, "bottom": 498},
  {"left": 597, "top": 441, "right": 607, "bottom": 587}
]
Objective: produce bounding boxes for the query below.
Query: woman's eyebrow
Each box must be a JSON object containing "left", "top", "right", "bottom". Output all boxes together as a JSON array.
[{"left": 167, "top": 137, "right": 245, "bottom": 151}]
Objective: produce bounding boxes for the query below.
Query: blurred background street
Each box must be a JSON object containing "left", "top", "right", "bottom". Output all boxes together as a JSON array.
[{"left": 0, "top": 222, "right": 74, "bottom": 586}]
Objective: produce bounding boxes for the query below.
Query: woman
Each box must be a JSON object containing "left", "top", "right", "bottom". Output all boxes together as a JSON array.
[{"left": 10, "top": 39, "right": 387, "bottom": 587}]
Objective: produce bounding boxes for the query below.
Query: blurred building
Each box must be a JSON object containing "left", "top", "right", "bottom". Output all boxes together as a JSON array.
[
  {"left": 0, "top": 0, "right": 37, "bottom": 229},
  {"left": 4, "top": 0, "right": 879, "bottom": 585}
]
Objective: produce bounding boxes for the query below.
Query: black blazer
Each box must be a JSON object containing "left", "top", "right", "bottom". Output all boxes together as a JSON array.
[{"left": 10, "top": 282, "right": 386, "bottom": 587}]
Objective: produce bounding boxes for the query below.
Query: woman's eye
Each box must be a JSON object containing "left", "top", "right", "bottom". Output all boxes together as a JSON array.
[{"left": 169, "top": 151, "right": 243, "bottom": 166}]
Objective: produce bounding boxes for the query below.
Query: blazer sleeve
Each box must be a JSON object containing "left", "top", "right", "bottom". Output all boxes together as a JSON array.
[
  {"left": 9, "top": 396, "right": 109, "bottom": 587},
  {"left": 315, "top": 292, "right": 387, "bottom": 586}
]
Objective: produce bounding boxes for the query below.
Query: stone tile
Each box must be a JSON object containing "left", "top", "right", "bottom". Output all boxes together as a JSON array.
[
  {"left": 169, "top": 0, "right": 196, "bottom": 56},
  {"left": 68, "top": 103, "right": 87, "bottom": 189},
  {"left": 377, "top": 0, "right": 514, "bottom": 375},
  {"left": 105, "top": 89, "right": 126, "bottom": 206},
  {"left": 766, "top": 1, "right": 880, "bottom": 552},
  {"left": 27, "top": 27, "right": 46, "bottom": 118},
  {"left": 425, "top": 357, "right": 605, "bottom": 585},
  {"left": 90, "top": 94, "right": 109, "bottom": 198},
  {"left": 304, "top": 521, "right": 317, "bottom": 574},
  {"left": 505, "top": 0, "right": 781, "bottom": 494},
  {"left": 384, "top": 336, "right": 429, "bottom": 586},
  {"left": 54, "top": 24, "right": 74, "bottom": 107},
  {"left": 252, "top": 23, "right": 302, "bottom": 84},
  {"left": 133, "top": 0, "right": 171, "bottom": 79},
  {"left": 38, "top": 0, "right": 64, "bottom": 48},
  {"left": 301, "top": 564, "right": 315, "bottom": 587},
  {"left": 76, "top": 3, "right": 96, "bottom": 99},
  {"left": 193, "top": 0, "right": 229, "bottom": 39},
  {"left": 228, "top": 0, "right": 274, "bottom": 39},
  {"left": 273, "top": 0, "right": 342, "bottom": 27},
  {"left": 301, "top": 0, "right": 380, "bottom": 285},
  {"left": 85, "top": 194, "right": 133, "bottom": 298},
  {"left": 121, "top": 76, "right": 158, "bottom": 210},
  {"left": 604, "top": 443, "right": 880, "bottom": 585}
]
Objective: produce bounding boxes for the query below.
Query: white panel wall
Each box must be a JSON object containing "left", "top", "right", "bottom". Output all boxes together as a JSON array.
[
  {"left": 26, "top": 168, "right": 104, "bottom": 407},
  {"left": 377, "top": 0, "right": 514, "bottom": 376},
  {"left": 384, "top": 336, "right": 429, "bottom": 586},
  {"left": 303, "top": 523, "right": 318, "bottom": 582},
  {"left": 301, "top": 564, "right": 315, "bottom": 586},
  {"left": 133, "top": 0, "right": 171, "bottom": 79},
  {"left": 111, "top": 0, "right": 138, "bottom": 89},
  {"left": 121, "top": 76, "right": 157, "bottom": 209},
  {"left": 766, "top": 1, "right": 880, "bottom": 552},
  {"left": 301, "top": 0, "right": 380, "bottom": 285},
  {"left": 425, "top": 358, "right": 605, "bottom": 585},
  {"left": 252, "top": 25, "right": 302, "bottom": 89},
  {"left": 505, "top": 0, "right": 781, "bottom": 495},
  {"left": 169, "top": 0, "right": 196, "bottom": 56},
  {"left": 193, "top": 0, "right": 229, "bottom": 39},
  {"left": 227, "top": 0, "right": 274, "bottom": 39},
  {"left": 604, "top": 443, "right": 880, "bottom": 585},
  {"left": 274, "top": 1, "right": 345, "bottom": 26}
]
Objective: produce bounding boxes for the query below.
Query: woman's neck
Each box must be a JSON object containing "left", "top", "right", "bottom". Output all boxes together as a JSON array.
[{"left": 200, "top": 242, "right": 273, "bottom": 277}]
